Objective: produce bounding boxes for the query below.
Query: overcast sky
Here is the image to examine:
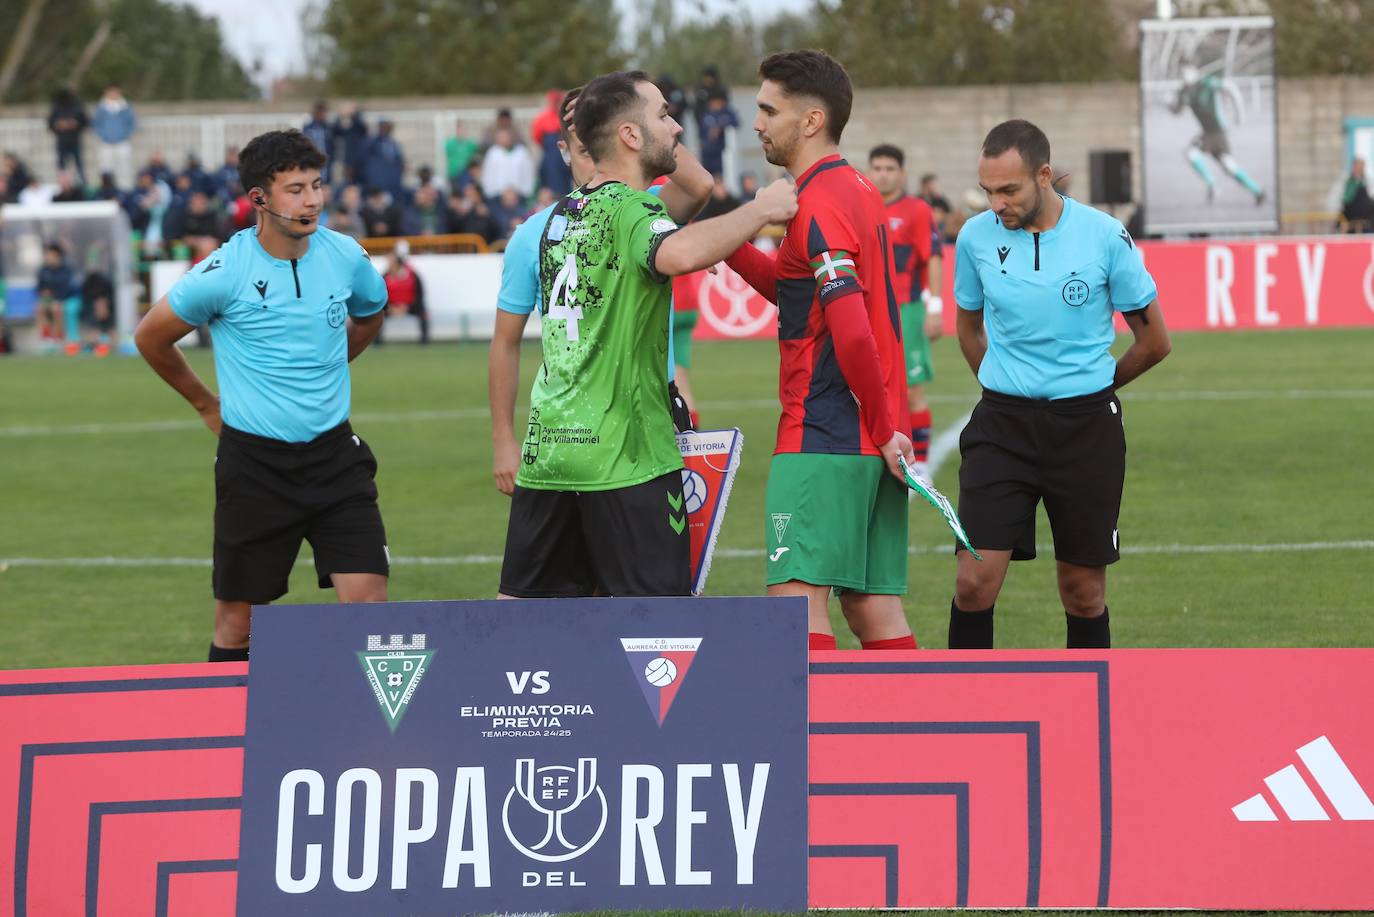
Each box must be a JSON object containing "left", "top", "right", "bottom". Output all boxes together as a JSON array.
[{"left": 184, "top": 0, "right": 798, "bottom": 93}]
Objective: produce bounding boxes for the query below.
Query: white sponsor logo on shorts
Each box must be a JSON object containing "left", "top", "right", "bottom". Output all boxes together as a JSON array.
[
  {"left": 771, "top": 513, "right": 792, "bottom": 543},
  {"left": 769, "top": 546, "right": 791, "bottom": 563}
]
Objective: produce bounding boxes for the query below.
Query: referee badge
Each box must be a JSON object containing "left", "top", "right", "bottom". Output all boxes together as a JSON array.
[{"left": 1062, "top": 279, "right": 1090, "bottom": 306}]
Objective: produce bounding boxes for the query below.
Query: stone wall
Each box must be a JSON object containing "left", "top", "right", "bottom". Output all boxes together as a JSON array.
[
  {"left": 1, "top": 76, "right": 1369, "bottom": 221},
  {"left": 830, "top": 77, "right": 1371, "bottom": 225}
]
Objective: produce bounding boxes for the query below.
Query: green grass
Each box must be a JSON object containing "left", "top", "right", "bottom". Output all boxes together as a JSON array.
[{"left": 2, "top": 328, "right": 1373, "bottom": 668}]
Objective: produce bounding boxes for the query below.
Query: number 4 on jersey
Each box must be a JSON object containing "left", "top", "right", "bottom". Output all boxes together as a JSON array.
[{"left": 548, "top": 253, "right": 583, "bottom": 341}]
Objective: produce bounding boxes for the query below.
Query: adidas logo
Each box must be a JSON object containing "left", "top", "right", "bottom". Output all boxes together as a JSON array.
[{"left": 1232, "top": 735, "right": 1374, "bottom": 822}]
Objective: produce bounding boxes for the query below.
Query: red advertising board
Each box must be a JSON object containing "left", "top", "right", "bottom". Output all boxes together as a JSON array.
[
  {"left": 5, "top": 650, "right": 1374, "bottom": 914},
  {"left": 810, "top": 650, "right": 1374, "bottom": 910},
  {"left": 673, "top": 266, "right": 779, "bottom": 341},
  {"left": 0, "top": 664, "right": 246, "bottom": 917},
  {"left": 1136, "top": 236, "right": 1374, "bottom": 331},
  {"left": 674, "top": 235, "right": 1374, "bottom": 338}
]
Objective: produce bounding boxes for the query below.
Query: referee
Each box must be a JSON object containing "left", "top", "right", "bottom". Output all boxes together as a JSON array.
[
  {"left": 135, "top": 129, "right": 390, "bottom": 662},
  {"left": 948, "top": 119, "right": 1171, "bottom": 649}
]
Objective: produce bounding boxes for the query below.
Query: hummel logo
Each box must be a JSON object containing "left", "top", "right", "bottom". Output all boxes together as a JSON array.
[
  {"left": 201, "top": 260, "right": 222, "bottom": 273},
  {"left": 254, "top": 280, "right": 268, "bottom": 299},
  {"left": 769, "top": 546, "right": 790, "bottom": 563},
  {"left": 1119, "top": 230, "right": 1134, "bottom": 249},
  {"left": 1232, "top": 735, "right": 1374, "bottom": 821},
  {"left": 997, "top": 246, "right": 1010, "bottom": 264}
]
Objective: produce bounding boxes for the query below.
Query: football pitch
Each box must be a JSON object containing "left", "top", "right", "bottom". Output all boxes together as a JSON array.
[{"left": 1, "top": 327, "right": 1372, "bottom": 669}]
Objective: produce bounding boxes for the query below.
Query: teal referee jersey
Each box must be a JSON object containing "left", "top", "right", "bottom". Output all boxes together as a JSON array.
[
  {"left": 953, "top": 195, "right": 1157, "bottom": 399},
  {"left": 169, "top": 226, "right": 387, "bottom": 442}
]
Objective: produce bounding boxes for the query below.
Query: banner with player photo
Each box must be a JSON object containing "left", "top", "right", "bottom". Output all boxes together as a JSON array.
[
  {"left": 1139, "top": 16, "right": 1278, "bottom": 235},
  {"left": 233, "top": 598, "right": 808, "bottom": 916}
]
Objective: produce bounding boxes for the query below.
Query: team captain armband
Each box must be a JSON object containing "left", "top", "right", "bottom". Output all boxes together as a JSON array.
[{"left": 810, "top": 249, "right": 863, "bottom": 306}]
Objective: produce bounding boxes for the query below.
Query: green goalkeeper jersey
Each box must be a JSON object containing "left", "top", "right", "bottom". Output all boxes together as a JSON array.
[{"left": 516, "top": 181, "right": 684, "bottom": 491}]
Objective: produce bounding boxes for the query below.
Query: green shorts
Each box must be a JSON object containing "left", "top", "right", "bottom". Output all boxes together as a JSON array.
[
  {"left": 900, "top": 300, "right": 934, "bottom": 386},
  {"left": 672, "top": 309, "right": 698, "bottom": 369},
  {"left": 764, "top": 452, "right": 908, "bottom": 594}
]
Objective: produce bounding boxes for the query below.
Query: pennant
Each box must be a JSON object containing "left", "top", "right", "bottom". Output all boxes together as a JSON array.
[{"left": 676, "top": 428, "right": 743, "bottom": 595}]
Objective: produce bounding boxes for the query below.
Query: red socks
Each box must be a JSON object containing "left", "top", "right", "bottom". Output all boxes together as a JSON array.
[
  {"left": 861, "top": 635, "right": 919, "bottom": 650},
  {"left": 910, "top": 408, "right": 932, "bottom": 464},
  {"left": 810, "top": 634, "right": 921, "bottom": 650}
]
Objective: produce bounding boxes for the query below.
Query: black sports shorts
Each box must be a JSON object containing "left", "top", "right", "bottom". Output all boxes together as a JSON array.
[
  {"left": 956, "top": 387, "right": 1125, "bottom": 566},
  {"left": 499, "top": 469, "right": 691, "bottom": 598},
  {"left": 213, "top": 421, "right": 389, "bottom": 602}
]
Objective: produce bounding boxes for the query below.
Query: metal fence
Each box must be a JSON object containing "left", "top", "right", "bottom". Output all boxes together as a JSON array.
[
  {"left": 0, "top": 105, "right": 542, "bottom": 186},
  {"left": 0, "top": 93, "right": 759, "bottom": 195}
]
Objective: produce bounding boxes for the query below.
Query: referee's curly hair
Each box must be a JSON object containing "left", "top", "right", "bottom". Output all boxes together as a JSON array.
[{"left": 239, "top": 129, "right": 326, "bottom": 196}]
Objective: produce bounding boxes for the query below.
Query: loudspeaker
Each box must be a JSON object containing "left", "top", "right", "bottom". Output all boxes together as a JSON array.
[{"left": 1089, "top": 150, "right": 1132, "bottom": 205}]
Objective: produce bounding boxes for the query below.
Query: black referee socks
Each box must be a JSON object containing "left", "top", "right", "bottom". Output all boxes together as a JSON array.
[
  {"left": 948, "top": 600, "right": 995, "bottom": 649},
  {"left": 208, "top": 643, "right": 250, "bottom": 662},
  {"left": 1066, "top": 607, "right": 1111, "bottom": 649}
]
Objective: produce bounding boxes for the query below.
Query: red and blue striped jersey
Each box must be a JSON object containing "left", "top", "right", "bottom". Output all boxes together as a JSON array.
[
  {"left": 773, "top": 155, "right": 907, "bottom": 456},
  {"left": 884, "top": 193, "right": 935, "bottom": 303}
]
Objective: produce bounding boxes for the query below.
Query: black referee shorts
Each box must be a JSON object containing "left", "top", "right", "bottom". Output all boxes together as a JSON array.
[
  {"left": 499, "top": 470, "right": 691, "bottom": 598},
  {"left": 956, "top": 387, "right": 1125, "bottom": 566},
  {"left": 213, "top": 421, "right": 389, "bottom": 603}
]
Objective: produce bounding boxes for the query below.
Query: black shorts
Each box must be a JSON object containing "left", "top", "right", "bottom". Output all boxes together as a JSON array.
[
  {"left": 499, "top": 470, "right": 691, "bottom": 598},
  {"left": 213, "top": 421, "right": 389, "bottom": 603},
  {"left": 956, "top": 387, "right": 1125, "bottom": 566}
]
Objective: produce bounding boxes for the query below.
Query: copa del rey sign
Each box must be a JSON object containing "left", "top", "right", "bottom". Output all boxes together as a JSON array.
[{"left": 674, "top": 235, "right": 1374, "bottom": 337}]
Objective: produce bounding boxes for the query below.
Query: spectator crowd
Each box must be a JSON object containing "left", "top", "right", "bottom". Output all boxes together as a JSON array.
[
  {"left": 0, "top": 71, "right": 749, "bottom": 355},
  {"left": 1, "top": 71, "right": 752, "bottom": 265}
]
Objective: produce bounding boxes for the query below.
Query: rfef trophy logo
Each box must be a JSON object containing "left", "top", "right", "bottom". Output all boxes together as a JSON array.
[
  {"left": 502, "top": 758, "right": 609, "bottom": 863},
  {"left": 621, "top": 637, "right": 701, "bottom": 726},
  {"left": 357, "top": 633, "right": 433, "bottom": 731}
]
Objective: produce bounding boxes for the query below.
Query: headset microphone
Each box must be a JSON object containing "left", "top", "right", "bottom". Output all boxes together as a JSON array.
[{"left": 253, "top": 196, "right": 313, "bottom": 225}]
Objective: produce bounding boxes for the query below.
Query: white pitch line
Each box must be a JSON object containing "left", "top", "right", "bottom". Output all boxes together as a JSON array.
[
  {"left": 0, "top": 407, "right": 492, "bottom": 438},
  {"left": 925, "top": 410, "right": 972, "bottom": 479},
  {"left": 3, "top": 388, "right": 1372, "bottom": 438},
  {"left": 5, "top": 540, "right": 1372, "bottom": 569}
]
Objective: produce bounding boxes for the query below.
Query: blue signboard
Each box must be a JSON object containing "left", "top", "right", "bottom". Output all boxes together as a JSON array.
[{"left": 235, "top": 596, "right": 808, "bottom": 915}]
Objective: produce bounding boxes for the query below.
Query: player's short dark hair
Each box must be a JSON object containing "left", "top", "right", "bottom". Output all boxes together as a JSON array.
[
  {"left": 238, "top": 129, "right": 326, "bottom": 196},
  {"left": 574, "top": 70, "right": 652, "bottom": 163},
  {"left": 981, "top": 119, "right": 1052, "bottom": 176},
  {"left": 44, "top": 242, "right": 64, "bottom": 257},
  {"left": 869, "top": 144, "right": 904, "bottom": 167},
  {"left": 758, "top": 50, "right": 852, "bottom": 143},
  {"left": 559, "top": 85, "right": 584, "bottom": 146}
]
